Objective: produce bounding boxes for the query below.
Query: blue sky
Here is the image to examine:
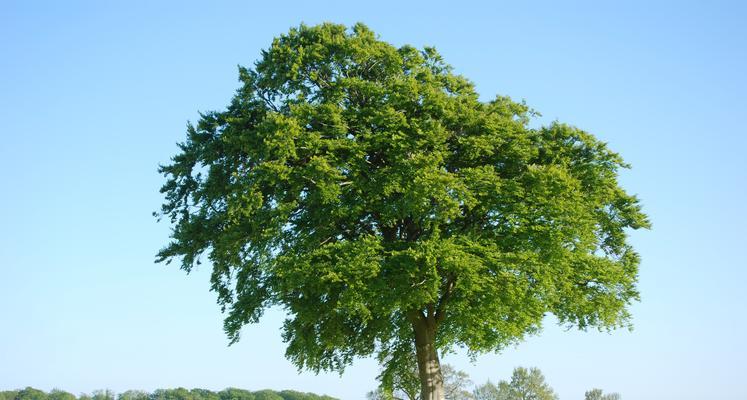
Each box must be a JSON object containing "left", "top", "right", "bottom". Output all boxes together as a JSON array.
[{"left": 1, "top": 1, "right": 745, "bottom": 399}]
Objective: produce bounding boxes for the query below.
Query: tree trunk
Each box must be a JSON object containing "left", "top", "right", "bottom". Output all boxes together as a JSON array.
[{"left": 412, "top": 313, "right": 444, "bottom": 400}]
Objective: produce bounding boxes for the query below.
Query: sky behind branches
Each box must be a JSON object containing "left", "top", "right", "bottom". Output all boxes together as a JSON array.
[{"left": 1, "top": 1, "right": 745, "bottom": 399}]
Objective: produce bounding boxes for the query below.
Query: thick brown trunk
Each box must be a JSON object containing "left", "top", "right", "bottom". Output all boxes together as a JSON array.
[{"left": 411, "top": 313, "right": 444, "bottom": 400}]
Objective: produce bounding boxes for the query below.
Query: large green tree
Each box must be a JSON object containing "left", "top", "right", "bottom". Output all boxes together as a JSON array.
[{"left": 156, "top": 23, "right": 649, "bottom": 400}]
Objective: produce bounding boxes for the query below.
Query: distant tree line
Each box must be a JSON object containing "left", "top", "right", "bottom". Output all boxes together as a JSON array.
[
  {"left": 0, "top": 388, "right": 338, "bottom": 400},
  {"left": 0, "top": 371, "right": 620, "bottom": 400}
]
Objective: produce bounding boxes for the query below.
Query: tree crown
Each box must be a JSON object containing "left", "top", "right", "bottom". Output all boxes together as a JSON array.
[{"left": 157, "top": 22, "right": 649, "bottom": 378}]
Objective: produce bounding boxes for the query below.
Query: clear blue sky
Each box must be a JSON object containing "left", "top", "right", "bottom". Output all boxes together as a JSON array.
[{"left": 1, "top": 1, "right": 745, "bottom": 399}]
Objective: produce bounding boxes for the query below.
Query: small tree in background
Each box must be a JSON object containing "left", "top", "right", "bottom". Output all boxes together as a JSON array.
[
  {"left": 0, "top": 392, "right": 20, "bottom": 400},
  {"left": 471, "top": 381, "right": 501, "bottom": 400},
  {"left": 252, "top": 391, "right": 282, "bottom": 400},
  {"left": 584, "top": 389, "right": 621, "bottom": 400},
  {"left": 116, "top": 391, "right": 149, "bottom": 400},
  {"left": 503, "top": 368, "right": 557, "bottom": 400},
  {"left": 441, "top": 365, "right": 473, "bottom": 400},
  {"left": 217, "top": 388, "right": 255, "bottom": 400},
  {"left": 473, "top": 367, "right": 557, "bottom": 400},
  {"left": 48, "top": 390, "right": 76, "bottom": 400},
  {"left": 90, "top": 391, "right": 114, "bottom": 400},
  {"left": 16, "top": 388, "right": 48, "bottom": 400}
]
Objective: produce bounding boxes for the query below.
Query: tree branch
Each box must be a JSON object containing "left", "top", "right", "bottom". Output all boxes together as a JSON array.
[
  {"left": 434, "top": 275, "right": 456, "bottom": 326},
  {"left": 252, "top": 84, "right": 280, "bottom": 112}
]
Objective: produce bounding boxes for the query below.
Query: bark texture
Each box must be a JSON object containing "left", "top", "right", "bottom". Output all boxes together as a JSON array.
[{"left": 411, "top": 312, "right": 444, "bottom": 400}]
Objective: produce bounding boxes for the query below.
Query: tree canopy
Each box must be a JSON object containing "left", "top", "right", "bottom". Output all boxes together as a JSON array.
[{"left": 156, "top": 22, "right": 649, "bottom": 399}]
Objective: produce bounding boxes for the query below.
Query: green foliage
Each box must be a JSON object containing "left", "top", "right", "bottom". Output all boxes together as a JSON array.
[
  {"left": 16, "top": 388, "right": 48, "bottom": 400},
  {"left": 365, "top": 388, "right": 387, "bottom": 400},
  {"left": 0, "top": 389, "right": 334, "bottom": 400},
  {"left": 277, "top": 391, "right": 336, "bottom": 400},
  {"left": 0, "top": 392, "right": 20, "bottom": 400},
  {"left": 370, "top": 362, "right": 471, "bottom": 400},
  {"left": 48, "top": 390, "right": 76, "bottom": 400},
  {"left": 473, "top": 367, "right": 557, "bottom": 400},
  {"left": 150, "top": 388, "right": 197, "bottom": 400},
  {"left": 372, "top": 353, "right": 421, "bottom": 400},
  {"left": 186, "top": 391, "right": 218, "bottom": 400},
  {"left": 157, "top": 22, "right": 649, "bottom": 387},
  {"left": 471, "top": 381, "right": 502, "bottom": 400},
  {"left": 117, "top": 391, "right": 149, "bottom": 400},
  {"left": 217, "top": 388, "right": 254, "bottom": 400},
  {"left": 441, "top": 365, "right": 473, "bottom": 400},
  {"left": 91, "top": 391, "right": 114, "bottom": 400},
  {"left": 250, "top": 391, "right": 281, "bottom": 400},
  {"left": 584, "top": 389, "right": 620, "bottom": 400}
]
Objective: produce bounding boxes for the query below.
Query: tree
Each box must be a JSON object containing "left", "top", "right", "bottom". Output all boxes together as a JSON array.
[
  {"left": 584, "top": 389, "right": 620, "bottom": 400},
  {"left": 442, "top": 365, "right": 473, "bottom": 400},
  {"left": 278, "top": 390, "right": 337, "bottom": 400},
  {"left": 150, "top": 389, "right": 197, "bottom": 400},
  {"left": 156, "top": 23, "right": 649, "bottom": 400},
  {"left": 217, "top": 389, "right": 254, "bottom": 400},
  {"left": 474, "top": 367, "right": 557, "bottom": 400},
  {"left": 472, "top": 381, "right": 502, "bottom": 400},
  {"left": 91, "top": 390, "right": 115, "bottom": 400},
  {"left": 17, "top": 388, "right": 48, "bottom": 400},
  {"left": 251, "top": 391, "right": 282, "bottom": 400},
  {"left": 48, "top": 390, "right": 76, "bottom": 400},
  {"left": 0, "top": 391, "right": 19, "bottom": 400},
  {"left": 118, "top": 391, "right": 149, "bottom": 400},
  {"left": 502, "top": 367, "right": 557, "bottom": 400},
  {"left": 188, "top": 390, "right": 219, "bottom": 400}
]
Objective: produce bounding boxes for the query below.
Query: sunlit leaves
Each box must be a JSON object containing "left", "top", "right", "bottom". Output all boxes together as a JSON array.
[{"left": 157, "top": 22, "right": 649, "bottom": 381}]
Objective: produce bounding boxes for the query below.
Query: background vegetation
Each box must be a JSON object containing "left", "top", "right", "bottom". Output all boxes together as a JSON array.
[
  {"left": 0, "top": 366, "right": 619, "bottom": 400},
  {"left": 0, "top": 388, "right": 337, "bottom": 400}
]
